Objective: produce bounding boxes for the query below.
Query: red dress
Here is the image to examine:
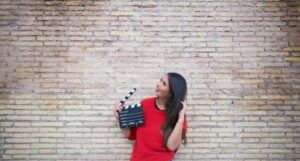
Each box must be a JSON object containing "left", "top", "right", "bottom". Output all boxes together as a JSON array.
[{"left": 127, "top": 97, "right": 188, "bottom": 161}]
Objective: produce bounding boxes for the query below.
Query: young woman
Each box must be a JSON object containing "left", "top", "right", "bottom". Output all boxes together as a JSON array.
[{"left": 113, "top": 72, "right": 188, "bottom": 161}]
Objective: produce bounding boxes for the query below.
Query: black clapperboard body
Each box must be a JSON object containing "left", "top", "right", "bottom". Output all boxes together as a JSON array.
[{"left": 119, "top": 103, "right": 145, "bottom": 128}]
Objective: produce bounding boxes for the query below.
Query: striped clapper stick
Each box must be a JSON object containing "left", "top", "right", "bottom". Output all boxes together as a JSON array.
[{"left": 120, "top": 88, "right": 137, "bottom": 106}]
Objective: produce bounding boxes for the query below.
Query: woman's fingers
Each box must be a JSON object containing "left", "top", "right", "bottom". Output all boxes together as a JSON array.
[
  {"left": 181, "top": 101, "right": 187, "bottom": 110},
  {"left": 113, "top": 102, "right": 123, "bottom": 118},
  {"left": 180, "top": 101, "right": 187, "bottom": 115},
  {"left": 113, "top": 108, "right": 119, "bottom": 117}
]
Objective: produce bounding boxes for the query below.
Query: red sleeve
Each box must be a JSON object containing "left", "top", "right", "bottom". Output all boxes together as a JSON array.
[
  {"left": 183, "top": 116, "right": 187, "bottom": 134},
  {"left": 127, "top": 126, "right": 137, "bottom": 140}
]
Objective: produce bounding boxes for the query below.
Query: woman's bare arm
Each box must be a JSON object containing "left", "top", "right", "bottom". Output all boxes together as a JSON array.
[{"left": 166, "top": 101, "right": 187, "bottom": 151}]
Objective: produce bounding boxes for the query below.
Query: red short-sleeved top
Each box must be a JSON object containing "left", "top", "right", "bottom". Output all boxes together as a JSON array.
[{"left": 127, "top": 97, "right": 187, "bottom": 161}]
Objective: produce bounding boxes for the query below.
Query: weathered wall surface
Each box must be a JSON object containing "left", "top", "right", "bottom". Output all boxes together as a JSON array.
[{"left": 0, "top": 0, "right": 299, "bottom": 160}]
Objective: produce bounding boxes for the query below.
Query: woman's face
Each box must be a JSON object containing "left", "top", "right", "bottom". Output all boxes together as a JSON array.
[{"left": 155, "top": 74, "right": 170, "bottom": 98}]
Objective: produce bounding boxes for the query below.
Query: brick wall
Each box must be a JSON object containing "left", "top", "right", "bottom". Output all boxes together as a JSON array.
[{"left": 0, "top": 0, "right": 299, "bottom": 160}]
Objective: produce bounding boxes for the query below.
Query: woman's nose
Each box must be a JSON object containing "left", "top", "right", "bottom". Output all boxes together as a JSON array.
[{"left": 157, "top": 83, "right": 161, "bottom": 88}]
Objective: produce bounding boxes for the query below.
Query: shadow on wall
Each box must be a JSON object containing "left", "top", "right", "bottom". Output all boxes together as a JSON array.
[
  {"left": 273, "top": 1, "right": 299, "bottom": 95},
  {"left": 281, "top": 1, "right": 300, "bottom": 62},
  {"left": 233, "top": 1, "right": 300, "bottom": 98}
]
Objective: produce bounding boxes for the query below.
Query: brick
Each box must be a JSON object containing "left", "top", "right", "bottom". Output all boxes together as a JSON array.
[
  {"left": 6, "top": 116, "right": 40, "bottom": 121},
  {"left": 283, "top": 47, "right": 300, "bottom": 52},
  {"left": 86, "top": 47, "right": 119, "bottom": 52},
  {"left": 235, "top": 122, "right": 268, "bottom": 127},
  {"left": 256, "top": 2, "right": 287, "bottom": 7},
  {"left": 6, "top": 149, "right": 38, "bottom": 154},
  {"left": 236, "top": 132, "right": 268, "bottom": 137},
  {"left": 6, "top": 138, "right": 39, "bottom": 143},
  {"left": 285, "top": 57, "right": 300, "bottom": 62},
  {"left": 260, "top": 95, "right": 291, "bottom": 100},
  {"left": 31, "top": 122, "right": 64, "bottom": 127}
]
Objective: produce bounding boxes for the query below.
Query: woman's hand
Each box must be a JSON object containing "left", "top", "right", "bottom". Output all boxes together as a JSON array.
[
  {"left": 178, "top": 101, "right": 187, "bottom": 123},
  {"left": 113, "top": 102, "right": 123, "bottom": 122},
  {"left": 113, "top": 102, "right": 131, "bottom": 137}
]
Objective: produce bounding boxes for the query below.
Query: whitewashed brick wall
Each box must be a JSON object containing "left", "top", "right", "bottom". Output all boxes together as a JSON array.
[{"left": 0, "top": 0, "right": 299, "bottom": 160}]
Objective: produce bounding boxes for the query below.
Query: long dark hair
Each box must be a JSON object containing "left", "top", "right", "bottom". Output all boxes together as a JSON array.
[{"left": 161, "top": 72, "right": 187, "bottom": 146}]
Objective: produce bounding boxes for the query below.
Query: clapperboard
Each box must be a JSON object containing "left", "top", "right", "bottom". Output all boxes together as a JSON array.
[
  {"left": 119, "top": 103, "right": 144, "bottom": 128},
  {"left": 118, "top": 88, "right": 145, "bottom": 128}
]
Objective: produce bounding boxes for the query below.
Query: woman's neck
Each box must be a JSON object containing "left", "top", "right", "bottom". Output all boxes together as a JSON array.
[{"left": 156, "top": 97, "right": 167, "bottom": 110}]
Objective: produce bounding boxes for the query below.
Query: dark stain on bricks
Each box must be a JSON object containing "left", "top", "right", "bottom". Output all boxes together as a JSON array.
[
  {"left": 8, "top": 16, "right": 19, "bottom": 27},
  {"left": 280, "top": 1, "right": 300, "bottom": 64}
]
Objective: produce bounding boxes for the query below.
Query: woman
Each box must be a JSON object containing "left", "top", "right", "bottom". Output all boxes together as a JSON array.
[{"left": 113, "top": 72, "right": 188, "bottom": 161}]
